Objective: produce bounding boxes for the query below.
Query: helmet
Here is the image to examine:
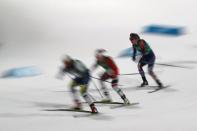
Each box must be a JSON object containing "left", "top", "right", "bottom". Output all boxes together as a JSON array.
[
  {"left": 129, "top": 33, "right": 140, "bottom": 40},
  {"left": 62, "top": 55, "right": 72, "bottom": 63},
  {"left": 95, "top": 49, "right": 106, "bottom": 57}
]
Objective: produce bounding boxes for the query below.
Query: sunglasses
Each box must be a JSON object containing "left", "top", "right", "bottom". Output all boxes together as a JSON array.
[{"left": 129, "top": 37, "right": 135, "bottom": 41}]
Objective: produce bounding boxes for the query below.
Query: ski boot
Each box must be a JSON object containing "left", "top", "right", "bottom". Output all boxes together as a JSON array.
[
  {"left": 72, "top": 106, "right": 81, "bottom": 110},
  {"left": 101, "top": 91, "right": 112, "bottom": 103},
  {"left": 72, "top": 100, "right": 82, "bottom": 110},
  {"left": 140, "top": 81, "right": 148, "bottom": 87},
  {"left": 123, "top": 98, "right": 130, "bottom": 105},
  {"left": 156, "top": 80, "right": 163, "bottom": 88},
  {"left": 90, "top": 104, "right": 98, "bottom": 114},
  {"left": 120, "top": 94, "right": 130, "bottom": 105}
]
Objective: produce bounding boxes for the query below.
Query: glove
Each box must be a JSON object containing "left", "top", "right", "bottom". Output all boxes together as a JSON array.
[
  {"left": 107, "top": 69, "right": 116, "bottom": 78},
  {"left": 132, "top": 56, "right": 136, "bottom": 61}
]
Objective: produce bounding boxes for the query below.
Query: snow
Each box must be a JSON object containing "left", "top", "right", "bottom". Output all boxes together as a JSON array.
[{"left": 0, "top": 0, "right": 197, "bottom": 131}]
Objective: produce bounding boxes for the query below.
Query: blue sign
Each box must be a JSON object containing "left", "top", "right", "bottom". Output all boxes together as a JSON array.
[
  {"left": 2, "top": 66, "right": 42, "bottom": 78},
  {"left": 143, "top": 25, "right": 185, "bottom": 36}
]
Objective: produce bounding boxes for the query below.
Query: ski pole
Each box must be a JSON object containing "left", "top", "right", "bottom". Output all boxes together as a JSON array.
[
  {"left": 90, "top": 76, "right": 124, "bottom": 86},
  {"left": 119, "top": 72, "right": 141, "bottom": 76},
  {"left": 90, "top": 78, "right": 104, "bottom": 99},
  {"left": 155, "top": 63, "right": 193, "bottom": 69},
  {"left": 87, "top": 92, "right": 97, "bottom": 101}
]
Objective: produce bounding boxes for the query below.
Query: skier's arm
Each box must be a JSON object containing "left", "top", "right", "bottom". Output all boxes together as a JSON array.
[
  {"left": 139, "top": 40, "right": 146, "bottom": 56},
  {"left": 132, "top": 45, "right": 136, "bottom": 61},
  {"left": 106, "top": 58, "right": 117, "bottom": 77}
]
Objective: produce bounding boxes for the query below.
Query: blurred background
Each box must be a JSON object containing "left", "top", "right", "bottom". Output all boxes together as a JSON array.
[{"left": 0, "top": 0, "right": 197, "bottom": 131}]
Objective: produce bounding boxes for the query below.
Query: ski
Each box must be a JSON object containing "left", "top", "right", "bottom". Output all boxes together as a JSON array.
[
  {"left": 82, "top": 101, "right": 126, "bottom": 105},
  {"left": 148, "top": 85, "right": 170, "bottom": 93},
  {"left": 44, "top": 108, "right": 93, "bottom": 113},
  {"left": 110, "top": 102, "right": 139, "bottom": 109},
  {"left": 73, "top": 112, "right": 100, "bottom": 118},
  {"left": 93, "top": 101, "right": 125, "bottom": 104}
]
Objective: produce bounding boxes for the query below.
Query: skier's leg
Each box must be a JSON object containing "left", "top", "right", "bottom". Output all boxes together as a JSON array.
[
  {"left": 99, "top": 73, "right": 111, "bottom": 102},
  {"left": 138, "top": 61, "right": 148, "bottom": 87},
  {"left": 148, "top": 55, "right": 163, "bottom": 87},
  {"left": 69, "top": 80, "right": 81, "bottom": 109},
  {"left": 148, "top": 64, "right": 163, "bottom": 87},
  {"left": 111, "top": 77, "right": 130, "bottom": 104},
  {"left": 148, "top": 63, "right": 156, "bottom": 79},
  {"left": 80, "top": 85, "right": 98, "bottom": 113}
]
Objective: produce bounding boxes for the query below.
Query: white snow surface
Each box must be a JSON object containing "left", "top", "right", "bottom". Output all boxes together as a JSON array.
[{"left": 0, "top": 0, "right": 197, "bottom": 131}]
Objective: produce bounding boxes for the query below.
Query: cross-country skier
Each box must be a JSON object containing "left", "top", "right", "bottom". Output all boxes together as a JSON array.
[
  {"left": 57, "top": 55, "right": 98, "bottom": 113},
  {"left": 129, "top": 33, "right": 163, "bottom": 88},
  {"left": 91, "top": 49, "right": 130, "bottom": 104}
]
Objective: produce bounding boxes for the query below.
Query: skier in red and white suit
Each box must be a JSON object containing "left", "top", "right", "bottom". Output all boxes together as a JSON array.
[{"left": 91, "top": 49, "right": 130, "bottom": 104}]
